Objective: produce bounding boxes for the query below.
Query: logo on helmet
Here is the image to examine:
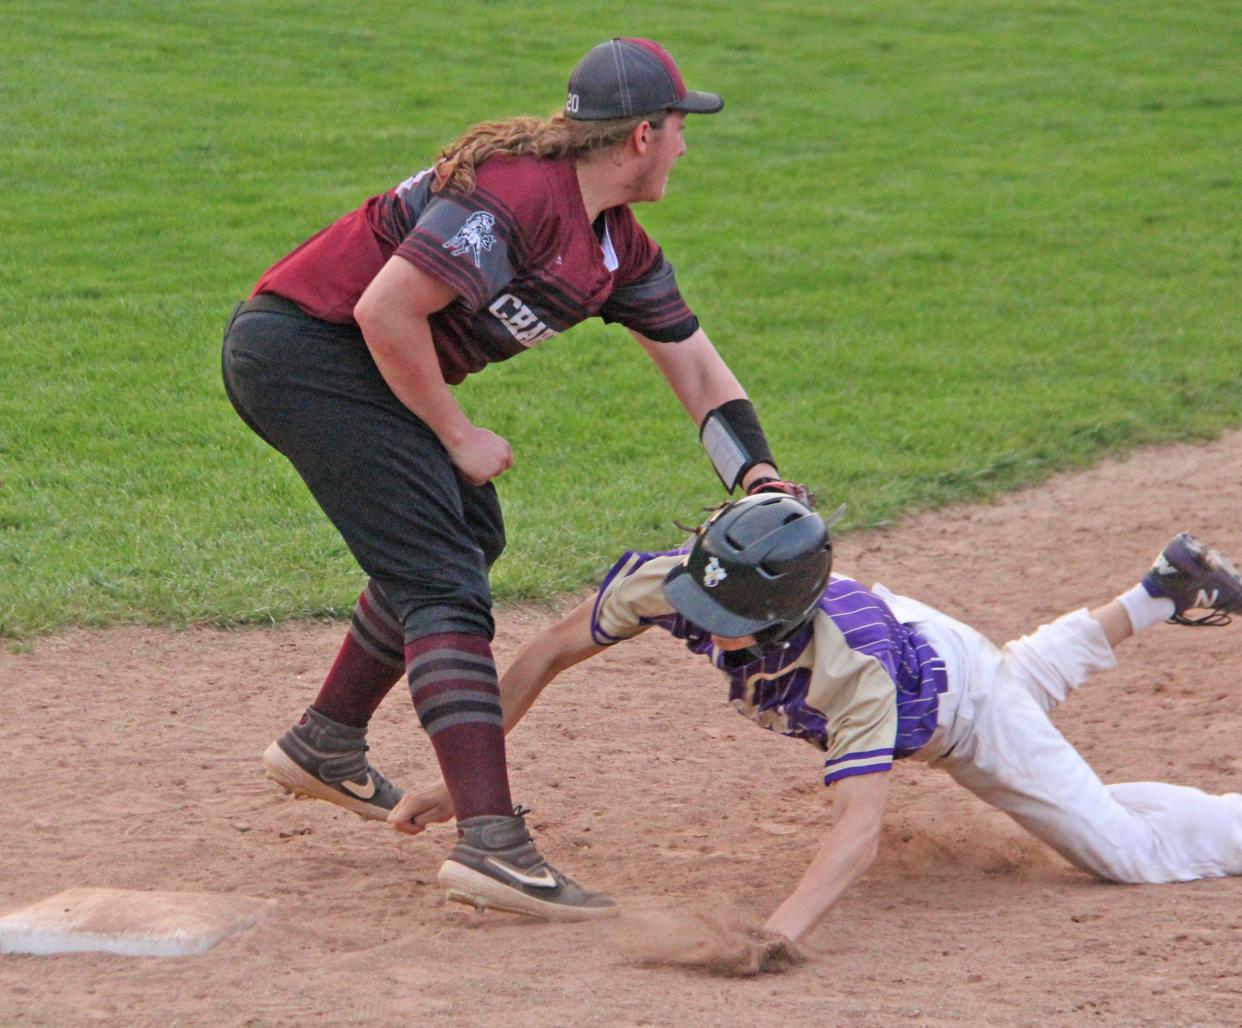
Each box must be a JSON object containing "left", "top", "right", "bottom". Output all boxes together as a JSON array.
[{"left": 703, "top": 557, "right": 727, "bottom": 588}]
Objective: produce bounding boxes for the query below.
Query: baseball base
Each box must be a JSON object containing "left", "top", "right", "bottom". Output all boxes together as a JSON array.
[{"left": 0, "top": 887, "right": 275, "bottom": 957}]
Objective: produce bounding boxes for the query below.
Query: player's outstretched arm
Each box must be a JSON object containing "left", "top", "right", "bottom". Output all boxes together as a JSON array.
[
  {"left": 389, "top": 597, "right": 605, "bottom": 835},
  {"left": 762, "top": 771, "right": 891, "bottom": 944},
  {"left": 495, "top": 597, "right": 607, "bottom": 729},
  {"left": 629, "top": 327, "right": 778, "bottom": 490}
]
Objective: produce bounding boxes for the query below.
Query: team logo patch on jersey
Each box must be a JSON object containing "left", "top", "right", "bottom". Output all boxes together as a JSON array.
[
  {"left": 443, "top": 211, "right": 497, "bottom": 269},
  {"left": 703, "top": 557, "right": 727, "bottom": 588}
]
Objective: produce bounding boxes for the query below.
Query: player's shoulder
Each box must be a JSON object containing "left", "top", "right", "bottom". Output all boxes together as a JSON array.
[
  {"left": 597, "top": 548, "right": 685, "bottom": 611},
  {"left": 592, "top": 549, "right": 684, "bottom": 647},
  {"left": 809, "top": 575, "right": 874, "bottom": 634},
  {"left": 471, "top": 155, "right": 569, "bottom": 219},
  {"left": 603, "top": 549, "right": 686, "bottom": 589},
  {"left": 825, "top": 572, "right": 868, "bottom": 597}
]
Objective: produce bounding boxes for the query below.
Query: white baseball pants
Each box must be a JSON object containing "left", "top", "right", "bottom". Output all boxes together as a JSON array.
[{"left": 878, "top": 587, "right": 1242, "bottom": 883}]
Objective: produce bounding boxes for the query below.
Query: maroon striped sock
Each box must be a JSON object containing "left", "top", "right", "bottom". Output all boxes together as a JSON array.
[
  {"left": 311, "top": 581, "right": 405, "bottom": 728},
  {"left": 406, "top": 632, "right": 512, "bottom": 820}
]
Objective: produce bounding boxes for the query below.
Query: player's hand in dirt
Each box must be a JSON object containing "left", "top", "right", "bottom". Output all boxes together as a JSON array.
[
  {"left": 734, "top": 929, "right": 806, "bottom": 976},
  {"left": 445, "top": 426, "right": 513, "bottom": 485},
  {"left": 388, "top": 783, "right": 454, "bottom": 836},
  {"left": 612, "top": 907, "right": 806, "bottom": 977}
]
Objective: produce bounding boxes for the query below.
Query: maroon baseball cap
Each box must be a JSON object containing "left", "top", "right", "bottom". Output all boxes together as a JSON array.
[{"left": 565, "top": 38, "right": 724, "bottom": 121}]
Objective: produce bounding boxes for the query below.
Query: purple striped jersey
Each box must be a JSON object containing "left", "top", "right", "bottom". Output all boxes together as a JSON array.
[{"left": 591, "top": 551, "right": 948, "bottom": 784}]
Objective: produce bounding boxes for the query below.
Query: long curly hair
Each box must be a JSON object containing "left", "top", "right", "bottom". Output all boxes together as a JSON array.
[{"left": 432, "top": 110, "right": 669, "bottom": 194}]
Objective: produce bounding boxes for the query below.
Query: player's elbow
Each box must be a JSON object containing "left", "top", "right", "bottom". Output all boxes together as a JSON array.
[
  {"left": 354, "top": 302, "right": 412, "bottom": 370},
  {"left": 354, "top": 291, "right": 384, "bottom": 338},
  {"left": 354, "top": 285, "right": 408, "bottom": 343}
]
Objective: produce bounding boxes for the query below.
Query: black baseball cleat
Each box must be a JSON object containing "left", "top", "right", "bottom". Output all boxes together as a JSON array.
[
  {"left": 1141, "top": 533, "right": 1242, "bottom": 627},
  {"left": 263, "top": 707, "right": 404, "bottom": 820},
  {"left": 437, "top": 806, "right": 618, "bottom": 922}
]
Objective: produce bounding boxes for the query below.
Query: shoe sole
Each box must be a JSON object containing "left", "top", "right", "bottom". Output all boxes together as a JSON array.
[
  {"left": 262, "top": 741, "right": 390, "bottom": 822},
  {"left": 437, "top": 860, "right": 619, "bottom": 922}
]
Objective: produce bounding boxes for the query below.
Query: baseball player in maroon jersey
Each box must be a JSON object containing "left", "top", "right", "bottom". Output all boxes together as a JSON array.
[
  {"left": 392, "top": 495, "right": 1242, "bottom": 961},
  {"left": 222, "top": 38, "right": 808, "bottom": 921}
]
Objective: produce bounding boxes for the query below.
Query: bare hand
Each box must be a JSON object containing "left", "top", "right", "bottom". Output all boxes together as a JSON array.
[
  {"left": 388, "top": 783, "right": 454, "bottom": 836},
  {"left": 612, "top": 910, "right": 806, "bottom": 978},
  {"left": 445, "top": 426, "right": 514, "bottom": 485},
  {"left": 737, "top": 929, "right": 805, "bottom": 976}
]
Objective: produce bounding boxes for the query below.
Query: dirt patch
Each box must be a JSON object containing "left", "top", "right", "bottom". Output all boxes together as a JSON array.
[{"left": 4, "top": 430, "right": 1242, "bottom": 1026}]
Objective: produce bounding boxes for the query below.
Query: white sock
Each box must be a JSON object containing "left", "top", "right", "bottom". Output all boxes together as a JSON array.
[{"left": 1119, "top": 584, "right": 1176, "bottom": 633}]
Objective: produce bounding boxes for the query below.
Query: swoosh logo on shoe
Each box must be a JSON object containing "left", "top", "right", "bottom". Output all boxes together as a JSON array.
[
  {"left": 340, "top": 775, "right": 376, "bottom": 800},
  {"left": 482, "top": 857, "right": 559, "bottom": 890}
]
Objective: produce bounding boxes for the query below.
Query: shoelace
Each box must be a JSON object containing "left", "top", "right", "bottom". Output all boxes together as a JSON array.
[{"left": 1169, "top": 610, "right": 1232, "bottom": 627}]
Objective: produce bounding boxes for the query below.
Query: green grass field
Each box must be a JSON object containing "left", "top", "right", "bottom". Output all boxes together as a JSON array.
[{"left": 2, "top": 1, "right": 1239, "bottom": 637}]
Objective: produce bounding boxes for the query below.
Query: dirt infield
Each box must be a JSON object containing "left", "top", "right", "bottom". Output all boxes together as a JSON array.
[{"left": 4, "top": 431, "right": 1242, "bottom": 1026}]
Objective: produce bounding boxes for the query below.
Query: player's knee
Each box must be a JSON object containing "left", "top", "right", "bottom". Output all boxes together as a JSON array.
[
  {"left": 400, "top": 599, "right": 495, "bottom": 643},
  {"left": 375, "top": 571, "right": 496, "bottom": 643}
]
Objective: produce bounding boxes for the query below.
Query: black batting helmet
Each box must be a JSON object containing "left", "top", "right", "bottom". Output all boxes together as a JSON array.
[{"left": 662, "top": 494, "right": 832, "bottom": 641}]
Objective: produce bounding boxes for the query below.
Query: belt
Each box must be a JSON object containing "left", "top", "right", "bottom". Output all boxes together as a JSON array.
[{"left": 237, "top": 293, "right": 314, "bottom": 319}]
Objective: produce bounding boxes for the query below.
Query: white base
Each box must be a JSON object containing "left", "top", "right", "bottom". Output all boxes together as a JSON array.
[{"left": 0, "top": 887, "right": 276, "bottom": 957}]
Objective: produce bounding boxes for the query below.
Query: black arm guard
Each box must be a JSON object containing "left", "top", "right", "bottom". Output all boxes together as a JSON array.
[{"left": 699, "top": 399, "right": 776, "bottom": 492}]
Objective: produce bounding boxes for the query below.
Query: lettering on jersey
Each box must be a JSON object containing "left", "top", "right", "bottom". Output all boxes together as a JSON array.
[
  {"left": 443, "top": 211, "right": 497, "bottom": 269},
  {"left": 703, "top": 557, "right": 727, "bottom": 588},
  {"left": 488, "top": 294, "right": 558, "bottom": 347}
]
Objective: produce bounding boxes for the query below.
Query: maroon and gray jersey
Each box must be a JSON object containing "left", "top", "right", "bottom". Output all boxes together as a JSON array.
[{"left": 251, "top": 156, "right": 698, "bottom": 384}]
